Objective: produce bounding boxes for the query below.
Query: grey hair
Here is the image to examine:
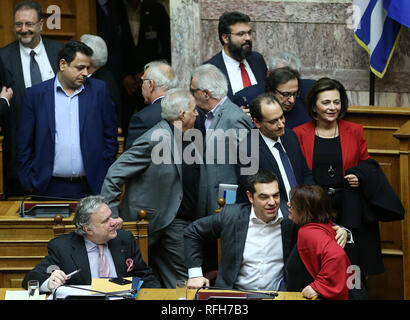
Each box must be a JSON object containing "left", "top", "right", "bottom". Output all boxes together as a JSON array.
[
  {"left": 73, "top": 195, "right": 106, "bottom": 236},
  {"left": 79, "top": 34, "right": 108, "bottom": 68},
  {"left": 144, "top": 60, "right": 177, "bottom": 91},
  {"left": 161, "top": 88, "right": 192, "bottom": 121},
  {"left": 268, "top": 52, "right": 301, "bottom": 72},
  {"left": 191, "top": 64, "right": 228, "bottom": 99}
]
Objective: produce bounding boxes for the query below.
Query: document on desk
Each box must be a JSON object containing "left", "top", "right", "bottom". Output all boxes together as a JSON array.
[
  {"left": 5, "top": 290, "right": 46, "bottom": 300},
  {"left": 47, "top": 285, "right": 93, "bottom": 300}
]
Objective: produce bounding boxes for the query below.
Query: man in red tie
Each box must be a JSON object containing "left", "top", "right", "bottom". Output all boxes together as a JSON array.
[
  {"left": 204, "top": 11, "right": 267, "bottom": 110},
  {"left": 22, "top": 195, "right": 161, "bottom": 292}
]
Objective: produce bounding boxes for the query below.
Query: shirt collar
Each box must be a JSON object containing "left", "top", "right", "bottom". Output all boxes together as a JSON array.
[
  {"left": 54, "top": 74, "right": 85, "bottom": 97},
  {"left": 84, "top": 237, "right": 101, "bottom": 253},
  {"left": 207, "top": 96, "right": 226, "bottom": 118},
  {"left": 259, "top": 131, "right": 283, "bottom": 149},
  {"left": 19, "top": 36, "right": 43, "bottom": 56},
  {"left": 250, "top": 205, "right": 283, "bottom": 226},
  {"left": 222, "top": 48, "right": 245, "bottom": 68}
]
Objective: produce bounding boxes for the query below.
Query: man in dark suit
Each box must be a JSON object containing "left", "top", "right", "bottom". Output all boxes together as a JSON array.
[
  {"left": 22, "top": 195, "right": 161, "bottom": 292},
  {"left": 0, "top": 1, "right": 64, "bottom": 197},
  {"left": 125, "top": 60, "right": 176, "bottom": 150},
  {"left": 17, "top": 40, "right": 118, "bottom": 199},
  {"left": 236, "top": 93, "right": 315, "bottom": 203},
  {"left": 0, "top": 59, "right": 13, "bottom": 117},
  {"left": 204, "top": 11, "right": 267, "bottom": 109},
  {"left": 184, "top": 170, "right": 298, "bottom": 290}
]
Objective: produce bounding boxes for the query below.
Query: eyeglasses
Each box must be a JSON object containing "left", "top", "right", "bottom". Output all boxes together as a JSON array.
[
  {"left": 229, "top": 30, "right": 255, "bottom": 38},
  {"left": 275, "top": 88, "right": 300, "bottom": 99},
  {"left": 15, "top": 21, "right": 40, "bottom": 28},
  {"left": 140, "top": 77, "right": 153, "bottom": 85}
]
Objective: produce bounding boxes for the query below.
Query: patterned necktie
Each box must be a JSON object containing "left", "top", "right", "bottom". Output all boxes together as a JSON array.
[
  {"left": 98, "top": 244, "right": 110, "bottom": 278},
  {"left": 30, "top": 50, "right": 42, "bottom": 86},
  {"left": 239, "top": 63, "right": 251, "bottom": 88},
  {"left": 274, "top": 142, "right": 297, "bottom": 188}
]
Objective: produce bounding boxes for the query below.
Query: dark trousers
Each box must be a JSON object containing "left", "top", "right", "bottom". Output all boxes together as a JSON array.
[{"left": 34, "top": 177, "right": 93, "bottom": 201}]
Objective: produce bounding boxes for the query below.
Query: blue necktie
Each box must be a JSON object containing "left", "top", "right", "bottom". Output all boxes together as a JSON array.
[
  {"left": 30, "top": 50, "right": 42, "bottom": 86},
  {"left": 274, "top": 142, "right": 297, "bottom": 188}
]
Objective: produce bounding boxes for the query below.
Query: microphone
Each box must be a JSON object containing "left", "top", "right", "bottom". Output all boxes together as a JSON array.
[
  {"left": 194, "top": 286, "right": 279, "bottom": 300},
  {"left": 20, "top": 195, "right": 80, "bottom": 218},
  {"left": 53, "top": 284, "right": 135, "bottom": 300}
]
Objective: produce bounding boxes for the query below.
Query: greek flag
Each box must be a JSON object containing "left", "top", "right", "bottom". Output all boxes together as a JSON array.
[{"left": 353, "top": 0, "right": 408, "bottom": 78}]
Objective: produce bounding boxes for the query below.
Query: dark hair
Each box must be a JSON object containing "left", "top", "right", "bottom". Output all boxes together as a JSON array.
[
  {"left": 289, "top": 184, "right": 336, "bottom": 226},
  {"left": 306, "top": 77, "right": 349, "bottom": 119},
  {"left": 247, "top": 170, "right": 279, "bottom": 195},
  {"left": 265, "top": 66, "right": 301, "bottom": 93},
  {"left": 58, "top": 40, "right": 93, "bottom": 68},
  {"left": 249, "top": 92, "right": 280, "bottom": 123},
  {"left": 218, "top": 11, "right": 251, "bottom": 45},
  {"left": 14, "top": 0, "right": 43, "bottom": 21}
]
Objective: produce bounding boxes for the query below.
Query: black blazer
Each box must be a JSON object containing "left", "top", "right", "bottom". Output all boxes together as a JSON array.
[
  {"left": 184, "top": 202, "right": 298, "bottom": 289},
  {"left": 125, "top": 98, "right": 163, "bottom": 150},
  {"left": 0, "top": 38, "right": 63, "bottom": 194},
  {"left": 0, "top": 58, "right": 9, "bottom": 117},
  {"left": 22, "top": 230, "right": 161, "bottom": 290},
  {"left": 204, "top": 50, "right": 267, "bottom": 103},
  {"left": 237, "top": 129, "right": 315, "bottom": 203}
]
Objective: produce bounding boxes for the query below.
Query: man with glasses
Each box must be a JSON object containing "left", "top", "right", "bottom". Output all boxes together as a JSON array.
[
  {"left": 266, "top": 66, "right": 311, "bottom": 129},
  {"left": 204, "top": 11, "right": 267, "bottom": 109},
  {"left": 124, "top": 60, "right": 177, "bottom": 150},
  {"left": 236, "top": 93, "right": 315, "bottom": 204},
  {"left": 0, "top": 0, "right": 63, "bottom": 197}
]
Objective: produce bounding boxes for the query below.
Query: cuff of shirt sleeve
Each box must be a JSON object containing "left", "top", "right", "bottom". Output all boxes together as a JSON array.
[
  {"left": 40, "top": 278, "right": 51, "bottom": 293},
  {"left": 0, "top": 97, "right": 10, "bottom": 106},
  {"left": 188, "top": 267, "right": 203, "bottom": 279}
]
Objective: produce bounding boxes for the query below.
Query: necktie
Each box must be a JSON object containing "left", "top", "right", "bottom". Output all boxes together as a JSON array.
[
  {"left": 30, "top": 50, "right": 42, "bottom": 86},
  {"left": 274, "top": 142, "right": 297, "bottom": 189},
  {"left": 239, "top": 63, "right": 251, "bottom": 88},
  {"left": 98, "top": 244, "right": 110, "bottom": 278}
]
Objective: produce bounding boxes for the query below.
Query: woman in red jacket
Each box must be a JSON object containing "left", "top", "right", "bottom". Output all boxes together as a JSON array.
[{"left": 286, "top": 184, "right": 352, "bottom": 300}]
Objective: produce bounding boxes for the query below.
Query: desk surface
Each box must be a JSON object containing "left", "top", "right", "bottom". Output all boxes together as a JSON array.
[{"left": 0, "top": 288, "right": 307, "bottom": 300}]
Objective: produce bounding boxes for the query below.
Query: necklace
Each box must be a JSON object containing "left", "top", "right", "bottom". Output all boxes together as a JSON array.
[{"left": 315, "top": 123, "right": 338, "bottom": 178}]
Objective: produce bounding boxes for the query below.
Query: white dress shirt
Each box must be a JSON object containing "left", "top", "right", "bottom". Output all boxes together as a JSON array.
[
  {"left": 260, "top": 133, "right": 293, "bottom": 200},
  {"left": 222, "top": 49, "right": 257, "bottom": 95},
  {"left": 19, "top": 37, "right": 55, "bottom": 88},
  {"left": 234, "top": 206, "right": 284, "bottom": 291}
]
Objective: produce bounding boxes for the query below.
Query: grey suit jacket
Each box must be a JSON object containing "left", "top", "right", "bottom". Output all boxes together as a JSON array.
[
  {"left": 101, "top": 120, "right": 207, "bottom": 245},
  {"left": 184, "top": 202, "right": 298, "bottom": 289},
  {"left": 204, "top": 97, "right": 252, "bottom": 214}
]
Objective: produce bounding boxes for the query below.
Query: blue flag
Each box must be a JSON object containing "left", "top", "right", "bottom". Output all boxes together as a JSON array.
[{"left": 353, "top": 0, "right": 408, "bottom": 78}]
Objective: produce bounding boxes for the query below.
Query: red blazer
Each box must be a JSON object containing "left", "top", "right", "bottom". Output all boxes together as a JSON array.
[
  {"left": 293, "top": 120, "right": 370, "bottom": 175},
  {"left": 298, "top": 222, "right": 351, "bottom": 300}
]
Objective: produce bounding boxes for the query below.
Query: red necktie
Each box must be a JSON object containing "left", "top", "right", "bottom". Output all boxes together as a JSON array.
[{"left": 239, "top": 63, "right": 251, "bottom": 88}]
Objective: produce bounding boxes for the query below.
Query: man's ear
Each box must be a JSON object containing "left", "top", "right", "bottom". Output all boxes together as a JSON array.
[
  {"left": 83, "top": 225, "right": 92, "bottom": 234},
  {"left": 59, "top": 58, "right": 67, "bottom": 72},
  {"left": 246, "top": 191, "right": 254, "bottom": 204},
  {"left": 177, "top": 110, "right": 185, "bottom": 121},
  {"left": 221, "top": 33, "right": 230, "bottom": 45}
]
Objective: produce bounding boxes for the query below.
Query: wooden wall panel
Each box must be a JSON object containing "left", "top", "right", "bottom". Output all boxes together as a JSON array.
[
  {"left": 0, "top": 0, "right": 96, "bottom": 47},
  {"left": 345, "top": 106, "right": 410, "bottom": 299}
]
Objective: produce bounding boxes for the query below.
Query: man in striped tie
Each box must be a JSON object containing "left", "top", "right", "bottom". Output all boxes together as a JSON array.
[{"left": 22, "top": 195, "right": 161, "bottom": 292}]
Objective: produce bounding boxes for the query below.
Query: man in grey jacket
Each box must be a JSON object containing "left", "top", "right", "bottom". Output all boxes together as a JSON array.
[{"left": 101, "top": 88, "right": 207, "bottom": 288}]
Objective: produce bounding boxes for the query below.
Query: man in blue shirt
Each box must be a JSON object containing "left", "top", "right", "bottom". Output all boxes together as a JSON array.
[{"left": 17, "top": 40, "right": 118, "bottom": 199}]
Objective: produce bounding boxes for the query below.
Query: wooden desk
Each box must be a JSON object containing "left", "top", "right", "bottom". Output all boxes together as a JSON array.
[{"left": 0, "top": 288, "right": 307, "bottom": 300}]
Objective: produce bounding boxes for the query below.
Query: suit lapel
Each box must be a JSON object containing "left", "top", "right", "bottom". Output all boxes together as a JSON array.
[
  {"left": 217, "top": 52, "right": 233, "bottom": 98},
  {"left": 10, "top": 42, "right": 25, "bottom": 97},
  {"left": 70, "top": 234, "right": 92, "bottom": 284},
  {"left": 235, "top": 207, "right": 251, "bottom": 268},
  {"left": 108, "top": 237, "right": 126, "bottom": 277},
  {"left": 45, "top": 79, "right": 56, "bottom": 144},
  {"left": 78, "top": 83, "right": 88, "bottom": 134}
]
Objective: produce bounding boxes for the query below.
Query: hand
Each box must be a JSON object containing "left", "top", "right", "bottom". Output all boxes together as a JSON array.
[
  {"left": 113, "top": 217, "right": 124, "bottom": 230},
  {"left": 186, "top": 276, "right": 210, "bottom": 289},
  {"left": 332, "top": 225, "right": 347, "bottom": 248},
  {"left": 344, "top": 174, "right": 359, "bottom": 188},
  {"left": 122, "top": 75, "right": 140, "bottom": 96},
  {"left": 302, "top": 285, "right": 318, "bottom": 299},
  {"left": 240, "top": 105, "right": 252, "bottom": 119},
  {"left": 48, "top": 270, "right": 67, "bottom": 290},
  {"left": 0, "top": 86, "right": 13, "bottom": 101}
]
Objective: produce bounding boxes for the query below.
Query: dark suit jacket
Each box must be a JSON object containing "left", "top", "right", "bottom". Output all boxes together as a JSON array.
[
  {"left": 284, "top": 78, "right": 314, "bottom": 129},
  {"left": 17, "top": 77, "right": 118, "bottom": 195},
  {"left": 204, "top": 51, "right": 267, "bottom": 103},
  {"left": 22, "top": 230, "right": 161, "bottom": 290},
  {"left": 237, "top": 129, "right": 315, "bottom": 203},
  {"left": 184, "top": 202, "right": 297, "bottom": 289},
  {"left": 125, "top": 98, "right": 163, "bottom": 150},
  {"left": 0, "top": 38, "right": 63, "bottom": 195},
  {"left": 0, "top": 58, "right": 9, "bottom": 117}
]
